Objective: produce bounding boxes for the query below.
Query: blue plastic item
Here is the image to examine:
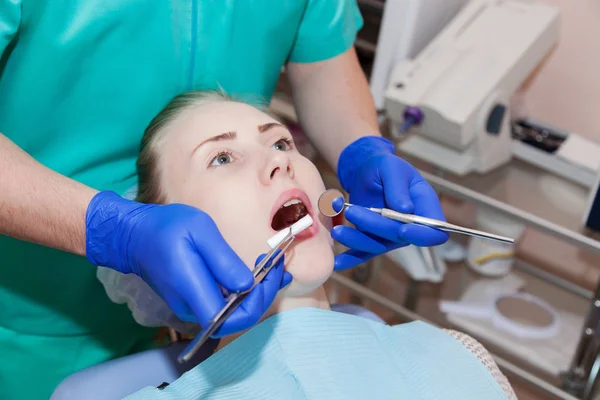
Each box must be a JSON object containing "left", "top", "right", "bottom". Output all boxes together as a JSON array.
[{"left": 123, "top": 308, "right": 507, "bottom": 400}]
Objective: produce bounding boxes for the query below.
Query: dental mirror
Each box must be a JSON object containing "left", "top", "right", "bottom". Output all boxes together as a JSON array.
[
  {"left": 318, "top": 187, "right": 515, "bottom": 244},
  {"left": 318, "top": 188, "right": 346, "bottom": 217}
]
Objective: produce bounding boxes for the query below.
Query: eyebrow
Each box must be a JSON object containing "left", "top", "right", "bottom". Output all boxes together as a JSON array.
[
  {"left": 258, "top": 122, "right": 285, "bottom": 133},
  {"left": 191, "top": 131, "right": 236, "bottom": 156},
  {"left": 190, "top": 123, "right": 287, "bottom": 156}
]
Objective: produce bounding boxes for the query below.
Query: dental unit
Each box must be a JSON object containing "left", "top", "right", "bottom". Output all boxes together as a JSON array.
[{"left": 383, "top": 0, "right": 560, "bottom": 176}]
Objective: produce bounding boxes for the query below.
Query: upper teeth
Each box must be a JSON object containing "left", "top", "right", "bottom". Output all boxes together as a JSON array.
[{"left": 282, "top": 199, "right": 302, "bottom": 208}]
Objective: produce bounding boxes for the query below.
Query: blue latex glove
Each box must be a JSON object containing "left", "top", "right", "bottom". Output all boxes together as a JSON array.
[
  {"left": 333, "top": 136, "right": 449, "bottom": 271},
  {"left": 86, "top": 191, "right": 292, "bottom": 337}
]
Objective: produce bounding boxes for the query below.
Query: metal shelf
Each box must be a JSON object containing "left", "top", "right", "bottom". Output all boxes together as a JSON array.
[{"left": 420, "top": 170, "right": 600, "bottom": 255}]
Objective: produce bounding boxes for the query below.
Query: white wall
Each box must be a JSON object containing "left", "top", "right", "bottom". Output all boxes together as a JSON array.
[
  {"left": 505, "top": 0, "right": 600, "bottom": 287},
  {"left": 520, "top": 0, "right": 600, "bottom": 140}
]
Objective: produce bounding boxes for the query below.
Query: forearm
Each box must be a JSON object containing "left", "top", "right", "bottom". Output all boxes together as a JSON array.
[
  {"left": 287, "top": 47, "right": 380, "bottom": 171},
  {"left": 0, "top": 132, "right": 98, "bottom": 255}
]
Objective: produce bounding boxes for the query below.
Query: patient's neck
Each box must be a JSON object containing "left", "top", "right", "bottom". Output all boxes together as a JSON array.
[
  {"left": 272, "top": 285, "right": 330, "bottom": 314},
  {"left": 215, "top": 285, "right": 330, "bottom": 351}
]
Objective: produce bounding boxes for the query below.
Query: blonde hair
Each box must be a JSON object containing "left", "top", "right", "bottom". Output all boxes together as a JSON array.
[{"left": 135, "top": 90, "right": 272, "bottom": 204}]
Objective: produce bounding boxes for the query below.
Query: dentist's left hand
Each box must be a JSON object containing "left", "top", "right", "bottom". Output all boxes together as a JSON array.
[{"left": 85, "top": 190, "right": 290, "bottom": 337}]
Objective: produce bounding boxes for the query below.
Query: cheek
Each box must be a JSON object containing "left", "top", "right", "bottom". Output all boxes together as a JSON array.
[{"left": 191, "top": 178, "right": 271, "bottom": 268}]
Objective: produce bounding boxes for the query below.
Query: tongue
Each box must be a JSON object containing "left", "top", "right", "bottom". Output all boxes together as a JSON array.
[{"left": 271, "top": 203, "right": 308, "bottom": 231}]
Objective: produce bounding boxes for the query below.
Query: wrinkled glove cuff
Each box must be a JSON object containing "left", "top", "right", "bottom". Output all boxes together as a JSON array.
[
  {"left": 337, "top": 136, "right": 396, "bottom": 191},
  {"left": 85, "top": 190, "right": 149, "bottom": 273}
]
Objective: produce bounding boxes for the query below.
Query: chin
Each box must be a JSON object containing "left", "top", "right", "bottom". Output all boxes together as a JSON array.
[{"left": 282, "top": 241, "right": 334, "bottom": 297}]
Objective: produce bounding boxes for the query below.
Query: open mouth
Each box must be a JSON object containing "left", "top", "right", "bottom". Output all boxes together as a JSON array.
[
  {"left": 269, "top": 188, "right": 320, "bottom": 244},
  {"left": 271, "top": 198, "right": 309, "bottom": 231},
  {"left": 269, "top": 188, "right": 316, "bottom": 232}
]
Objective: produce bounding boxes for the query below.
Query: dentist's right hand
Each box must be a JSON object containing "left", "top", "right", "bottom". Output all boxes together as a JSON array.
[{"left": 85, "top": 190, "right": 289, "bottom": 337}]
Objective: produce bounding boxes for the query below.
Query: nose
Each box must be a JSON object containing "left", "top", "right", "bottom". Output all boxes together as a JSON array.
[{"left": 261, "top": 151, "right": 294, "bottom": 184}]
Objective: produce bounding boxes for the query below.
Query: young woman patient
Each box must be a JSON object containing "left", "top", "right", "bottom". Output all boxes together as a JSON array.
[{"left": 120, "top": 91, "right": 516, "bottom": 399}]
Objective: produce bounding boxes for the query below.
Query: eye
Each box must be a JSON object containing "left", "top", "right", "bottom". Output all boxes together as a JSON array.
[
  {"left": 272, "top": 137, "right": 294, "bottom": 152},
  {"left": 209, "top": 151, "right": 235, "bottom": 168}
]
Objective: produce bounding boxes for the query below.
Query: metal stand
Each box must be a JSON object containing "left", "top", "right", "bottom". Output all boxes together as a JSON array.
[
  {"left": 563, "top": 282, "right": 600, "bottom": 399},
  {"left": 583, "top": 353, "right": 600, "bottom": 399}
]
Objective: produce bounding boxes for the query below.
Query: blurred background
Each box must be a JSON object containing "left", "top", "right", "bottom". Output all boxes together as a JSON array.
[{"left": 269, "top": 1, "right": 600, "bottom": 399}]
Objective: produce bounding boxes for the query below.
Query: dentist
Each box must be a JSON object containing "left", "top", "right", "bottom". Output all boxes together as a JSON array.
[{"left": 0, "top": 1, "right": 447, "bottom": 398}]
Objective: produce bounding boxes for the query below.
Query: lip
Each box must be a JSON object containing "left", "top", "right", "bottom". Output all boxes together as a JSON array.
[{"left": 270, "top": 188, "right": 320, "bottom": 242}]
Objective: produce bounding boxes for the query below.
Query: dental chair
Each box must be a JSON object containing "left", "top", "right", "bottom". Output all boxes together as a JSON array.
[{"left": 50, "top": 304, "right": 384, "bottom": 400}]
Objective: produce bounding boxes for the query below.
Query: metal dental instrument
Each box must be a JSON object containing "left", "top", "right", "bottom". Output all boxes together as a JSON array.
[
  {"left": 317, "top": 188, "right": 514, "bottom": 244},
  {"left": 178, "top": 229, "right": 296, "bottom": 364}
]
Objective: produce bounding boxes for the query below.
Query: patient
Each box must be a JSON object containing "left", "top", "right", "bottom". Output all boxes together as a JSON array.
[{"left": 122, "top": 91, "right": 517, "bottom": 399}]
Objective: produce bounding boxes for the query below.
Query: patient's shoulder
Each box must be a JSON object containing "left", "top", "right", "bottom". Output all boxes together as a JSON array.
[{"left": 442, "top": 329, "right": 517, "bottom": 400}]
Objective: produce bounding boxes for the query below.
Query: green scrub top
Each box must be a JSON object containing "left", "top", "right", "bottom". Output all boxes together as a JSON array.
[{"left": 0, "top": 1, "right": 363, "bottom": 399}]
